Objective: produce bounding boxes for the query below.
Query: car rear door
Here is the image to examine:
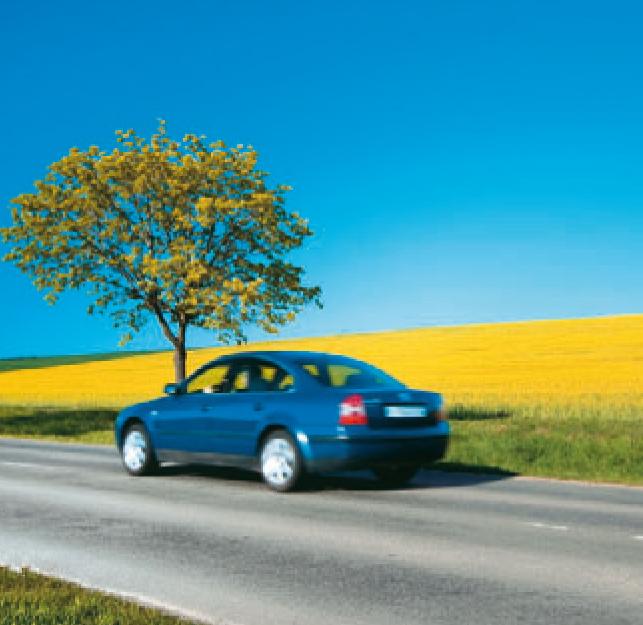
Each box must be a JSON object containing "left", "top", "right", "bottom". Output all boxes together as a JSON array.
[{"left": 202, "top": 358, "right": 295, "bottom": 458}]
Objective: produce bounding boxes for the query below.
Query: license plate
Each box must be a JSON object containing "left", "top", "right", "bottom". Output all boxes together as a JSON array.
[{"left": 384, "top": 405, "right": 427, "bottom": 418}]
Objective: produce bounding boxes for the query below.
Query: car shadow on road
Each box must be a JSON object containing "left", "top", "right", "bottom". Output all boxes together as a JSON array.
[
  {"left": 158, "top": 463, "right": 263, "bottom": 483},
  {"left": 157, "top": 463, "right": 517, "bottom": 492},
  {"left": 313, "top": 466, "right": 517, "bottom": 492}
]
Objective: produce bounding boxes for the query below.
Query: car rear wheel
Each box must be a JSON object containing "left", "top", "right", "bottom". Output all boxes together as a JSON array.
[
  {"left": 372, "top": 465, "right": 420, "bottom": 487},
  {"left": 260, "top": 430, "right": 303, "bottom": 492},
  {"left": 121, "top": 423, "right": 157, "bottom": 476}
]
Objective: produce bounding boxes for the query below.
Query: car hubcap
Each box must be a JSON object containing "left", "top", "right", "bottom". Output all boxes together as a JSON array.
[
  {"left": 123, "top": 430, "right": 147, "bottom": 472},
  {"left": 261, "top": 438, "right": 295, "bottom": 487}
]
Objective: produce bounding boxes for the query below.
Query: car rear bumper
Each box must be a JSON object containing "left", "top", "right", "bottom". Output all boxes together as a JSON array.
[{"left": 305, "top": 432, "right": 449, "bottom": 472}]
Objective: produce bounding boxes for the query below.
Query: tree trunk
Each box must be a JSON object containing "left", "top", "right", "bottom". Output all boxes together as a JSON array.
[
  {"left": 173, "top": 323, "right": 187, "bottom": 382},
  {"left": 149, "top": 300, "right": 188, "bottom": 383},
  {"left": 174, "top": 343, "right": 186, "bottom": 383}
]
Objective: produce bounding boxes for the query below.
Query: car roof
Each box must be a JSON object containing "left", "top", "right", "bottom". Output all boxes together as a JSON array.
[
  {"left": 185, "top": 350, "right": 358, "bottom": 386},
  {"left": 221, "top": 350, "right": 347, "bottom": 362}
]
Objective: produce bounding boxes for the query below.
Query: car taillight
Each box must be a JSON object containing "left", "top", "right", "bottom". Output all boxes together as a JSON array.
[
  {"left": 339, "top": 394, "right": 368, "bottom": 425},
  {"left": 436, "top": 405, "right": 447, "bottom": 421}
]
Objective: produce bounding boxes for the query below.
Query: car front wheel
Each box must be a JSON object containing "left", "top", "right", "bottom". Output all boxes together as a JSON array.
[
  {"left": 260, "top": 430, "right": 303, "bottom": 492},
  {"left": 121, "top": 423, "right": 157, "bottom": 476}
]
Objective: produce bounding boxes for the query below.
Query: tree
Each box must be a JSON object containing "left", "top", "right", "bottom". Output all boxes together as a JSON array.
[{"left": 1, "top": 122, "right": 322, "bottom": 381}]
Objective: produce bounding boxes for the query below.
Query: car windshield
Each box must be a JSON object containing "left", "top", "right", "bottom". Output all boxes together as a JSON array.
[{"left": 295, "top": 356, "right": 404, "bottom": 389}]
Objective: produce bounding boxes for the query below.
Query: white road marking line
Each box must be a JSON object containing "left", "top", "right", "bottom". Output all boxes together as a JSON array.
[
  {"left": 0, "top": 461, "right": 52, "bottom": 469},
  {"left": 633, "top": 536, "right": 643, "bottom": 541},
  {"left": 1, "top": 461, "right": 39, "bottom": 468},
  {"left": 527, "top": 521, "right": 569, "bottom": 531}
]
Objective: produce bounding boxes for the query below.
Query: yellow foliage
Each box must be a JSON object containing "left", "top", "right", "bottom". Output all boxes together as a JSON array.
[
  {"left": 1, "top": 121, "right": 321, "bottom": 365},
  {"left": 0, "top": 314, "right": 641, "bottom": 410}
]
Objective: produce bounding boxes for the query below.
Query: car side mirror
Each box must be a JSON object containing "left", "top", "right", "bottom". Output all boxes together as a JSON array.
[{"left": 164, "top": 382, "right": 181, "bottom": 396}]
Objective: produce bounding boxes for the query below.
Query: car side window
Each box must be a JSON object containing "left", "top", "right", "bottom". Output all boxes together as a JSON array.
[
  {"left": 328, "top": 364, "right": 362, "bottom": 387},
  {"left": 186, "top": 364, "right": 231, "bottom": 394},
  {"left": 230, "top": 367, "right": 250, "bottom": 392},
  {"left": 296, "top": 358, "right": 398, "bottom": 388},
  {"left": 302, "top": 363, "right": 320, "bottom": 377},
  {"left": 257, "top": 363, "right": 294, "bottom": 392},
  {"left": 277, "top": 373, "right": 294, "bottom": 391},
  {"left": 229, "top": 360, "right": 294, "bottom": 393}
]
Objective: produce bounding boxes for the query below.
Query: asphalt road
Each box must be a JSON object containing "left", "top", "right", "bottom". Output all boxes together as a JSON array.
[{"left": 1, "top": 438, "right": 642, "bottom": 625}]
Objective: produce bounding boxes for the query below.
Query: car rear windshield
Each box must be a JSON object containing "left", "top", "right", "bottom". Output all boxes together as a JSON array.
[{"left": 294, "top": 356, "right": 404, "bottom": 389}]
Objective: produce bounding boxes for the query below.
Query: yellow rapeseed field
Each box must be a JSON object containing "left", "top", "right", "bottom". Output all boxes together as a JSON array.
[{"left": 0, "top": 314, "right": 641, "bottom": 411}]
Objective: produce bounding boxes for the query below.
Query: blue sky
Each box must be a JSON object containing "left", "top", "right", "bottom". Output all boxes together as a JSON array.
[{"left": 1, "top": 0, "right": 641, "bottom": 358}]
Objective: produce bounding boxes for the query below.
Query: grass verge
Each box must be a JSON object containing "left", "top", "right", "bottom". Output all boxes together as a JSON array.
[
  {"left": 438, "top": 401, "right": 643, "bottom": 485},
  {"left": 0, "top": 406, "right": 116, "bottom": 445},
  {"left": 0, "top": 566, "right": 199, "bottom": 624},
  {"left": 1, "top": 401, "right": 641, "bottom": 485}
]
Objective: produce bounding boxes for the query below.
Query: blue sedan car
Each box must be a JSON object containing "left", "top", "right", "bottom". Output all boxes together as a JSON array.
[{"left": 115, "top": 351, "right": 449, "bottom": 491}]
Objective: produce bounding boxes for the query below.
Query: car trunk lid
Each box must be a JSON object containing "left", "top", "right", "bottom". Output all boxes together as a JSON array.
[{"left": 339, "top": 388, "right": 443, "bottom": 429}]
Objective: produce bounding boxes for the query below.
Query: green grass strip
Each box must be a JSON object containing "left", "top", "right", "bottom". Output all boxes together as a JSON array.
[
  {"left": 0, "top": 350, "right": 163, "bottom": 374},
  {"left": 0, "top": 406, "right": 116, "bottom": 445},
  {"left": 0, "top": 567, "right": 200, "bottom": 625},
  {"left": 1, "top": 403, "right": 641, "bottom": 485}
]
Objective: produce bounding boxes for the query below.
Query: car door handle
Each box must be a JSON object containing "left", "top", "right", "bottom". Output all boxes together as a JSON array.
[
  {"left": 254, "top": 402, "right": 263, "bottom": 411},
  {"left": 201, "top": 406, "right": 214, "bottom": 412}
]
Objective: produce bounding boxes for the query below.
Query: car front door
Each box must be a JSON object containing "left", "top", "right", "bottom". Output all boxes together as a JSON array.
[{"left": 151, "top": 361, "right": 232, "bottom": 459}]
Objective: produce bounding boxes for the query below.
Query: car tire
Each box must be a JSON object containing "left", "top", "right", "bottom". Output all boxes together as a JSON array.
[
  {"left": 372, "top": 465, "right": 420, "bottom": 488},
  {"left": 121, "top": 423, "right": 158, "bottom": 476},
  {"left": 260, "top": 429, "right": 304, "bottom": 492}
]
